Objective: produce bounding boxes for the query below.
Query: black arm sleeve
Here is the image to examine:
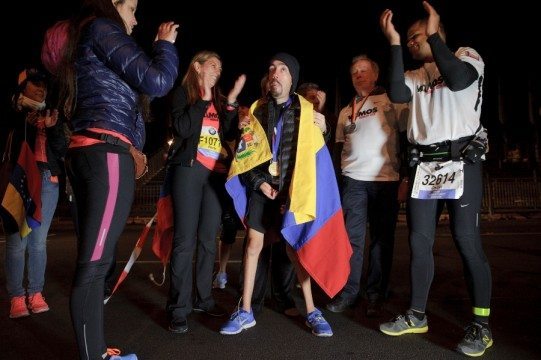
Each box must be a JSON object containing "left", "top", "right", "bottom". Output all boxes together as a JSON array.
[
  {"left": 333, "top": 142, "right": 343, "bottom": 176},
  {"left": 389, "top": 46, "right": 412, "bottom": 103},
  {"left": 221, "top": 106, "right": 239, "bottom": 142},
  {"left": 398, "top": 129, "right": 410, "bottom": 177},
  {"left": 170, "top": 86, "right": 209, "bottom": 139},
  {"left": 427, "top": 33, "right": 478, "bottom": 91}
]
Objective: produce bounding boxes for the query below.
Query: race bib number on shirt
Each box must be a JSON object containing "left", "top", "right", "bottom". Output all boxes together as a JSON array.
[
  {"left": 411, "top": 161, "right": 464, "bottom": 199},
  {"left": 198, "top": 125, "right": 223, "bottom": 158}
]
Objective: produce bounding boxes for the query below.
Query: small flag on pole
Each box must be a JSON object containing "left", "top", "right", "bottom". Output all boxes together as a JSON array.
[{"left": 104, "top": 214, "right": 156, "bottom": 304}]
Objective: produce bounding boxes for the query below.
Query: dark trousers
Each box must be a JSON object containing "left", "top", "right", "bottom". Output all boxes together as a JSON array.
[
  {"left": 167, "top": 162, "right": 224, "bottom": 322},
  {"left": 407, "top": 161, "right": 492, "bottom": 312},
  {"left": 220, "top": 197, "right": 240, "bottom": 245},
  {"left": 66, "top": 145, "right": 135, "bottom": 360},
  {"left": 340, "top": 176, "right": 399, "bottom": 301}
]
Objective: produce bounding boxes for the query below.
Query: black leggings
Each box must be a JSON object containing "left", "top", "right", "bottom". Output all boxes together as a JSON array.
[
  {"left": 407, "top": 161, "right": 492, "bottom": 313},
  {"left": 66, "top": 144, "right": 135, "bottom": 360}
]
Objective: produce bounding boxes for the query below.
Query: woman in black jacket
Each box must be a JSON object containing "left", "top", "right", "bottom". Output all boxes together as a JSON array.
[{"left": 166, "top": 50, "right": 245, "bottom": 333}]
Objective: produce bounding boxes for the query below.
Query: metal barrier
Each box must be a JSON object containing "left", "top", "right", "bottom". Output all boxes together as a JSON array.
[
  {"left": 130, "top": 175, "right": 541, "bottom": 217},
  {"left": 131, "top": 182, "right": 162, "bottom": 216},
  {"left": 484, "top": 176, "right": 541, "bottom": 214},
  {"left": 51, "top": 175, "right": 541, "bottom": 220}
]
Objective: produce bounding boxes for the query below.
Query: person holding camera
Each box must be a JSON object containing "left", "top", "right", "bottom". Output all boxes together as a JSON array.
[
  {"left": 379, "top": 1, "right": 492, "bottom": 357},
  {"left": 2, "top": 67, "right": 67, "bottom": 320}
]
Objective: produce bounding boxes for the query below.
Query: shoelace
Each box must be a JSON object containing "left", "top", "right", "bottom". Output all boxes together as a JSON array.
[
  {"left": 230, "top": 297, "right": 253, "bottom": 323},
  {"left": 229, "top": 297, "right": 243, "bottom": 320},
  {"left": 107, "top": 348, "right": 121, "bottom": 356},
  {"left": 231, "top": 310, "right": 250, "bottom": 323},
  {"left": 310, "top": 314, "right": 325, "bottom": 325},
  {"left": 392, "top": 314, "right": 417, "bottom": 327},
  {"left": 463, "top": 323, "right": 481, "bottom": 342},
  {"left": 29, "top": 293, "right": 45, "bottom": 302}
]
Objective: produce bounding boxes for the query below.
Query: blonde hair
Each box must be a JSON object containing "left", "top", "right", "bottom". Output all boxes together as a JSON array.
[{"left": 350, "top": 54, "right": 379, "bottom": 77}]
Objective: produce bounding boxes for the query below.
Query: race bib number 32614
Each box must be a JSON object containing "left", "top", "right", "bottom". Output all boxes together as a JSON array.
[{"left": 411, "top": 161, "right": 464, "bottom": 199}]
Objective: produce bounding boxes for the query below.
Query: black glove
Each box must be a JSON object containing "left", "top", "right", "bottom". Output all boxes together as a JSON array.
[{"left": 462, "top": 128, "right": 488, "bottom": 164}]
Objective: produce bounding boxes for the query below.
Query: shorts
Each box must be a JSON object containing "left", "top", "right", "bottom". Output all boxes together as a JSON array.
[{"left": 246, "top": 190, "right": 282, "bottom": 235}]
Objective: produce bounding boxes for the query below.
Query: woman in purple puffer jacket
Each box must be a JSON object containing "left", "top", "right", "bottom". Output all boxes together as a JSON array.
[{"left": 52, "top": 0, "right": 178, "bottom": 359}]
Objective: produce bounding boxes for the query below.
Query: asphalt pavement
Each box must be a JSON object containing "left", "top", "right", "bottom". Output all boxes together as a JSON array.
[{"left": 1, "top": 218, "right": 540, "bottom": 359}]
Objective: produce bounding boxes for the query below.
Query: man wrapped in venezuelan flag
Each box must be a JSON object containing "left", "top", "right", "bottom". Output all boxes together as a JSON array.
[{"left": 221, "top": 53, "right": 352, "bottom": 337}]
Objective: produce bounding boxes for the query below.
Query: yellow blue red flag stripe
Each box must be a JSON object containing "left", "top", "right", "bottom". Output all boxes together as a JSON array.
[
  {"left": 226, "top": 96, "right": 351, "bottom": 297},
  {"left": 1, "top": 141, "right": 42, "bottom": 237}
]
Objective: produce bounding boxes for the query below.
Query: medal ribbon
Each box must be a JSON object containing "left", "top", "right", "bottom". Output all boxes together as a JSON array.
[{"left": 271, "top": 97, "right": 292, "bottom": 163}]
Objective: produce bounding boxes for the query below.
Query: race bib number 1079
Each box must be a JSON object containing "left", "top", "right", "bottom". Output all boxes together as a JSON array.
[{"left": 411, "top": 161, "right": 464, "bottom": 199}]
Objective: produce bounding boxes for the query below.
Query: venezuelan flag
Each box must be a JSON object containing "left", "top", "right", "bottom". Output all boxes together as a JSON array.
[
  {"left": 1, "top": 141, "right": 42, "bottom": 237},
  {"left": 226, "top": 96, "right": 351, "bottom": 298},
  {"left": 226, "top": 100, "right": 272, "bottom": 223}
]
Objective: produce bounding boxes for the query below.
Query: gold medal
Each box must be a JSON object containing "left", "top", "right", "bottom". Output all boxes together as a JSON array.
[{"left": 268, "top": 161, "right": 279, "bottom": 176}]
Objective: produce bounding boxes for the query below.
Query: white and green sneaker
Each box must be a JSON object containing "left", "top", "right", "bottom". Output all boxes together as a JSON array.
[
  {"left": 379, "top": 310, "right": 428, "bottom": 336},
  {"left": 456, "top": 322, "right": 493, "bottom": 357}
]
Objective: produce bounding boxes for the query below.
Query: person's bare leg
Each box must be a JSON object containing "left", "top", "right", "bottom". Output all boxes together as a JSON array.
[
  {"left": 242, "top": 229, "right": 264, "bottom": 312},
  {"left": 218, "top": 242, "right": 232, "bottom": 273},
  {"left": 286, "top": 245, "right": 315, "bottom": 314}
]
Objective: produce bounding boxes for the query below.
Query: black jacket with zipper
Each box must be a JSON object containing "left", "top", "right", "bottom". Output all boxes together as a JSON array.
[
  {"left": 167, "top": 86, "right": 238, "bottom": 167},
  {"left": 241, "top": 95, "right": 303, "bottom": 197}
]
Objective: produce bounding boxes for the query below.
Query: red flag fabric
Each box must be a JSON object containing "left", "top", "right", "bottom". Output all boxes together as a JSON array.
[
  {"left": 151, "top": 195, "right": 173, "bottom": 266},
  {"left": 151, "top": 169, "right": 173, "bottom": 265},
  {"left": 104, "top": 215, "right": 155, "bottom": 303}
]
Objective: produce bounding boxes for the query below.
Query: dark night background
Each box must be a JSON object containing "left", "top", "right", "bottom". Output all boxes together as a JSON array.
[{"left": 2, "top": 0, "right": 538, "bottom": 171}]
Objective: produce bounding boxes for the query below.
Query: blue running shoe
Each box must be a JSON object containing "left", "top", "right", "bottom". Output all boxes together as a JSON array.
[
  {"left": 213, "top": 272, "right": 228, "bottom": 289},
  {"left": 220, "top": 308, "right": 256, "bottom": 335},
  {"left": 110, "top": 354, "right": 138, "bottom": 360},
  {"left": 306, "top": 308, "right": 333, "bottom": 337}
]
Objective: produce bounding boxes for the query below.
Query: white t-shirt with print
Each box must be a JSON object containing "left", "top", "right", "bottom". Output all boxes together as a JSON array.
[
  {"left": 335, "top": 92, "right": 406, "bottom": 181},
  {"left": 405, "top": 47, "right": 484, "bottom": 145}
]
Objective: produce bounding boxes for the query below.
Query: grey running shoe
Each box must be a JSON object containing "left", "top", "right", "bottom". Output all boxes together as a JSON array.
[
  {"left": 456, "top": 322, "right": 493, "bottom": 357},
  {"left": 380, "top": 310, "right": 428, "bottom": 336}
]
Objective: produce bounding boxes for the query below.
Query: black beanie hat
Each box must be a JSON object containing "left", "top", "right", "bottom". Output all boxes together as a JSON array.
[{"left": 270, "top": 52, "right": 300, "bottom": 94}]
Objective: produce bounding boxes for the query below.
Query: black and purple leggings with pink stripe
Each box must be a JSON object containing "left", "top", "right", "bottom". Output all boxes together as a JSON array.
[{"left": 66, "top": 143, "right": 135, "bottom": 360}]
